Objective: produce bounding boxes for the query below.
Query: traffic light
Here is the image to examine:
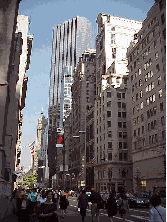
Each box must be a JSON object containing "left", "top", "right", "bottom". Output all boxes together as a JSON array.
[{"left": 57, "top": 133, "right": 64, "bottom": 144}]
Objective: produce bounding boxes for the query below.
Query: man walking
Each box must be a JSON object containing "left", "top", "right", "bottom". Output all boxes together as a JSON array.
[
  {"left": 78, "top": 190, "right": 88, "bottom": 222},
  {"left": 90, "top": 187, "right": 102, "bottom": 222}
]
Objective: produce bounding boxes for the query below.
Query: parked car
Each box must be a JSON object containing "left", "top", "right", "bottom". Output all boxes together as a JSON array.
[{"left": 128, "top": 194, "right": 150, "bottom": 208}]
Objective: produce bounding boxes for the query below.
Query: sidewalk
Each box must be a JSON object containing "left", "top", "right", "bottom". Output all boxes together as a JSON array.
[{"left": 1, "top": 198, "right": 18, "bottom": 222}]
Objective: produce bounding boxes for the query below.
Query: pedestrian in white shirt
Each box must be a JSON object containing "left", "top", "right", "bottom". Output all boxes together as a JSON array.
[{"left": 149, "top": 194, "right": 166, "bottom": 222}]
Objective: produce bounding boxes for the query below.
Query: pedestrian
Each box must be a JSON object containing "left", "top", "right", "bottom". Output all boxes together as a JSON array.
[
  {"left": 78, "top": 190, "right": 88, "bottom": 222},
  {"left": 149, "top": 194, "right": 166, "bottom": 222},
  {"left": 18, "top": 193, "right": 31, "bottom": 222},
  {"left": 29, "top": 188, "right": 37, "bottom": 214},
  {"left": 64, "top": 190, "right": 69, "bottom": 199},
  {"left": 39, "top": 190, "right": 58, "bottom": 222},
  {"left": 90, "top": 187, "right": 102, "bottom": 222},
  {"left": 53, "top": 190, "right": 59, "bottom": 209},
  {"left": 118, "top": 193, "right": 129, "bottom": 222},
  {"left": 102, "top": 191, "right": 108, "bottom": 209},
  {"left": 106, "top": 193, "right": 117, "bottom": 222},
  {"left": 59, "top": 190, "right": 68, "bottom": 218},
  {"left": 15, "top": 187, "right": 24, "bottom": 214}
]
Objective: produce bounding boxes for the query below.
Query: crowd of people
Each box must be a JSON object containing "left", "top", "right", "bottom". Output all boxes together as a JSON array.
[
  {"left": 12, "top": 187, "right": 69, "bottom": 222},
  {"left": 11, "top": 186, "right": 166, "bottom": 222}
]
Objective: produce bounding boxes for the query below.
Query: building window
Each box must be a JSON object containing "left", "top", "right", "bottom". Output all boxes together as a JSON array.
[
  {"left": 123, "top": 132, "right": 127, "bottom": 139},
  {"left": 108, "top": 142, "right": 112, "bottom": 148},
  {"left": 158, "top": 76, "right": 161, "bottom": 85},
  {"left": 118, "top": 102, "right": 121, "bottom": 108},
  {"left": 162, "top": 131, "right": 165, "bottom": 139},
  {"left": 138, "top": 128, "right": 140, "bottom": 136},
  {"left": 141, "top": 114, "right": 144, "bottom": 122},
  {"left": 159, "top": 89, "right": 162, "bottom": 98},
  {"left": 134, "top": 142, "right": 137, "bottom": 149},
  {"left": 122, "top": 112, "right": 126, "bottom": 118},
  {"left": 122, "top": 93, "right": 125, "bottom": 99},
  {"left": 142, "top": 126, "right": 144, "bottom": 133},
  {"left": 153, "top": 106, "right": 156, "bottom": 115},
  {"left": 134, "top": 130, "right": 136, "bottom": 137},
  {"left": 133, "top": 107, "right": 135, "bottom": 115},
  {"left": 136, "top": 93, "right": 138, "bottom": 101},
  {"left": 156, "top": 64, "right": 160, "bottom": 72},
  {"left": 132, "top": 85, "right": 134, "bottom": 92},
  {"left": 118, "top": 122, "right": 122, "bottom": 128},
  {"left": 141, "top": 102, "right": 144, "bottom": 110},
  {"left": 131, "top": 75, "right": 133, "bottom": 82},
  {"left": 107, "top": 121, "right": 111, "bottom": 127},
  {"left": 140, "top": 90, "right": 143, "bottom": 98},
  {"left": 133, "top": 118, "right": 136, "bottom": 125},
  {"left": 123, "top": 142, "right": 127, "bottom": 149},
  {"left": 108, "top": 153, "right": 112, "bottom": 161},
  {"left": 108, "top": 131, "right": 112, "bottom": 137},
  {"left": 149, "top": 136, "right": 151, "bottom": 144},
  {"left": 117, "top": 93, "right": 121, "bottom": 98},
  {"left": 148, "top": 123, "right": 150, "bottom": 131},
  {"left": 119, "top": 142, "right": 122, "bottom": 149},
  {"left": 163, "top": 28, "right": 166, "bottom": 40},
  {"left": 139, "top": 79, "right": 142, "bottom": 86},
  {"left": 155, "top": 134, "right": 158, "bottom": 142},
  {"left": 160, "top": 102, "right": 163, "bottom": 111},
  {"left": 153, "top": 29, "right": 156, "bottom": 37},
  {"left": 118, "top": 112, "right": 121, "bottom": 117},
  {"left": 119, "top": 153, "right": 122, "bottom": 161},
  {"left": 107, "top": 111, "right": 111, "bottom": 117},
  {"left": 86, "top": 97, "right": 90, "bottom": 102},
  {"left": 161, "top": 116, "right": 165, "bottom": 125},
  {"left": 154, "top": 41, "right": 157, "bottom": 49},
  {"left": 124, "top": 153, "right": 127, "bottom": 161},
  {"left": 107, "top": 92, "right": 111, "bottom": 98},
  {"left": 107, "top": 101, "right": 111, "bottom": 107},
  {"left": 137, "top": 116, "right": 140, "bottom": 124},
  {"left": 119, "top": 132, "right": 122, "bottom": 138},
  {"left": 123, "top": 122, "right": 126, "bottom": 128}
]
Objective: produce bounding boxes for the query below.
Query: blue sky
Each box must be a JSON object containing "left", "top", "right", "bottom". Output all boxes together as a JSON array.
[{"left": 19, "top": 0, "right": 154, "bottom": 169}]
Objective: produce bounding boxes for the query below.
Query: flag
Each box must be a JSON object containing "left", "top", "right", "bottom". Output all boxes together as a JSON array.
[
  {"left": 87, "top": 156, "right": 96, "bottom": 167},
  {"left": 29, "top": 141, "right": 35, "bottom": 155}
]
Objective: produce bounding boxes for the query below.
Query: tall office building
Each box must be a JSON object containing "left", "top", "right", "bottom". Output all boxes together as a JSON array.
[
  {"left": 49, "top": 16, "right": 91, "bottom": 110},
  {"left": 48, "top": 16, "right": 92, "bottom": 185},
  {"left": 127, "top": 0, "right": 166, "bottom": 192}
]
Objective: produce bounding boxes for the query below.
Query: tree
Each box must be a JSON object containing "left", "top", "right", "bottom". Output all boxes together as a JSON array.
[
  {"left": 22, "top": 173, "right": 37, "bottom": 189},
  {"left": 133, "top": 170, "right": 144, "bottom": 194}
]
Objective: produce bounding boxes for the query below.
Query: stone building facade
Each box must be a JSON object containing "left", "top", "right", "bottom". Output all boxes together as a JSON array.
[
  {"left": 0, "top": 1, "right": 33, "bottom": 219},
  {"left": 127, "top": 0, "right": 166, "bottom": 192},
  {"left": 70, "top": 49, "right": 96, "bottom": 188}
]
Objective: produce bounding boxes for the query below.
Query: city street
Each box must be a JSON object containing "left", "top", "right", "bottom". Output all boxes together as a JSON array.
[{"left": 63, "top": 196, "right": 166, "bottom": 222}]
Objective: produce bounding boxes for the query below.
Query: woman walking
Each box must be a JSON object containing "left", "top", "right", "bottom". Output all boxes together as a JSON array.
[
  {"left": 106, "top": 193, "right": 117, "bottom": 222},
  {"left": 39, "top": 190, "right": 58, "bottom": 222},
  {"left": 149, "top": 194, "right": 166, "bottom": 222},
  {"left": 59, "top": 191, "right": 68, "bottom": 218},
  {"left": 118, "top": 193, "right": 129, "bottom": 222},
  {"left": 78, "top": 190, "right": 88, "bottom": 222}
]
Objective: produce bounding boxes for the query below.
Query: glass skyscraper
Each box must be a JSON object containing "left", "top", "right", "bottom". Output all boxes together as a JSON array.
[{"left": 49, "top": 16, "right": 92, "bottom": 128}]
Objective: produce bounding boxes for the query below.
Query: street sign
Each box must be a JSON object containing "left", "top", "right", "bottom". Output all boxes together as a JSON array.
[{"left": 56, "top": 144, "right": 63, "bottom": 148}]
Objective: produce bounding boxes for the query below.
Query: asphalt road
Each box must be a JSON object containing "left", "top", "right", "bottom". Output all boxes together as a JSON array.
[{"left": 66, "top": 196, "right": 166, "bottom": 222}]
